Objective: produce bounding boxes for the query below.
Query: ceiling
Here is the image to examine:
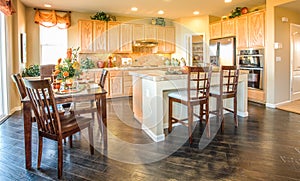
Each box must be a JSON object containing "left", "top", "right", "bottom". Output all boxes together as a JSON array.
[{"left": 19, "top": 0, "right": 268, "bottom": 19}]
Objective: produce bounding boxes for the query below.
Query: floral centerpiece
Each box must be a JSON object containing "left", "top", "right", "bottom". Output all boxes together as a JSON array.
[{"left": 54, "top": 47, "right": 81, "bottom": 87}]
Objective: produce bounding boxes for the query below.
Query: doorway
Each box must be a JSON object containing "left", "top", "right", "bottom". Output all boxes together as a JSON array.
[
  {"left": 290, "top": 23, "right": 300, "bottom": 101},
  {"left": 0, "top": 12, "right": 8, "bottom": 123}
]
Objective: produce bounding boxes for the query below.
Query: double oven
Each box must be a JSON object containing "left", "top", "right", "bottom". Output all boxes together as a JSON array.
[{"left": 238, "top": 49, "right": 264, "bottom": 90}]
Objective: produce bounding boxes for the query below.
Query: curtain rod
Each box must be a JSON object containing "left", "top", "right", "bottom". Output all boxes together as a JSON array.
[{"left": 34, "top": 8, "right": 71, "bottom": 13}]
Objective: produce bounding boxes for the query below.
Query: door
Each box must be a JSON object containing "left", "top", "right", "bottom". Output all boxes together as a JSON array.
[{"left": 290, "top": 24, "right": 300, "bottom": 100}]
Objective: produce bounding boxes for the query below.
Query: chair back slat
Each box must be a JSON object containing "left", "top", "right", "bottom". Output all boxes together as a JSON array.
[
  {"left": 24, "top": 79, "right": 61, "bottom": 136},
  {"left": 99, "top": 69, "right": 108, "bottom": 88},
  {"left": 220, "top": 66, "right": 239, "bottom": 95},
  {"left": 40, "top": 64, "right": 56, "bottom": 82},
  {"left": 11, "top": 74, "right": 27, "bottom": 99},
  {"left": 187, "top": 66, "right": 212, "bottom": 102}
]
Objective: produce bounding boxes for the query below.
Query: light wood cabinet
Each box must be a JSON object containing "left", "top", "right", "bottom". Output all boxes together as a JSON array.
[
  {"left": 119, "top": 23, "right": 133, "bottom": 53},
  {"left": 107, "top": 21, "right": 120, "bottom": 53},
  {"left": 109, "top": 70, "right": 123, "bottom": 97},
  {"left": 133, "top": 24, "right": 145, "bottom": 41},
  {"left": 157, "top": 26, "right": 175, "bottom": 53},
  {"left": 78, "top": 20, "right": 106, "bottom": 53},
  {"left": 165, "top": 26, "right": 176, "bottom": 53},
  {"left": 236, "top": 16, "right": 249, "bottom": 49},
  {"left": 210, "top": 22, "right": 222, "bottom": 39},
  {"left": 221, "top": 19, "right": 236, "bottom": 37},
  {"left": 144, "top": 25, "right": 157, "bottom": 40},
  {"left": 123, "top": 71, "right": 133, "bottom": 96},
  {"left": 248, "top": 11, "right": 265, "bottom": 48},
  {"left": 107, "top": 22, "right": 133, "bottom": 53},
  {"left": 236, "top": 10, "right": 265, "bottom": 49}
]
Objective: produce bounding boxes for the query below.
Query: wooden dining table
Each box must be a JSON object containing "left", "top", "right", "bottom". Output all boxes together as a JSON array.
[{"left": 21, "top": 84, "right": 108, "bottom": 169}]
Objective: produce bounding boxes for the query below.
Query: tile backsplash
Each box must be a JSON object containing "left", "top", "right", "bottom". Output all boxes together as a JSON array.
[{"left": 79, "top": 53, "right": 171, "bottom": 68}]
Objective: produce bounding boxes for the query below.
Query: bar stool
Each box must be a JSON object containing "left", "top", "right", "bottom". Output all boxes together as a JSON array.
[
  {"left": 209, "top": 65, "right": 239, "bottom": 133},
  {"left": 168, "top": 66, "right": 212, "bottom": 144}
]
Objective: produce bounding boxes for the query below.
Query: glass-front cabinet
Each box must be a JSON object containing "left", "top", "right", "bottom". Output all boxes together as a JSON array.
[{"left": 186, "top": 33, "right": 206, "bottom": 66}]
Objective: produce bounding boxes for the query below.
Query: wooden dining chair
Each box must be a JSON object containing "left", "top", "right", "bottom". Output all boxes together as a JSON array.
[
  {"left": 23, "top": 79, "right": 94, "bottom": 179},
  {"left": 209, "top": 65, "right": 239, "bottom": 133},
  {"left": 73, "top": 69, "right": 109, "bottom": 119},
  {"left": 168, "top": 66, "right": 212, "bottom": 144},
  {"left": 40, "top": 64, "right": 56, "bottom": 82}
]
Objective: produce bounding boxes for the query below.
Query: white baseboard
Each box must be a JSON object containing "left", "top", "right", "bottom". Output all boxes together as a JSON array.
[
  {"left": 9, "top": 106, "right": 22, "bottom": 115},
  {"left": 274, "top": 100, "right": 291, "bottom": 107},
  {"left": 141, "top": 124, "right": 165, "bottom": 142}
]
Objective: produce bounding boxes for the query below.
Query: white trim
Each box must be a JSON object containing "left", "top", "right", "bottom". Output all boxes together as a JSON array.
[
  {"left": 141, "top": 124, "right": 165, "bottom": 142},
  {"left": 266, "top": 103, "right": 276, "bottom": 108},
  {"left": 9, "top": 106, "right": 22, "bottom": 115}
]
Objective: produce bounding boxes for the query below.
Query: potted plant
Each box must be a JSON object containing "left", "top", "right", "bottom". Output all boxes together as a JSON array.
[{"left": 22, "top": 64, "right": 40, "bottom": 77}]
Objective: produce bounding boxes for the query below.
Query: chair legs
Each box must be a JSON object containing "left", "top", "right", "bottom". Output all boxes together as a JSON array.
[
  {"left": 168, "top": 98, "right": 174, "bottom": 133},
  {"left": 37, "top": 136, "right": 43, "bottom": 169},
  {"left": 57, "top": 139, "right": 63, "bottom": 179},
  {"left": 234, "top": 96, "right": 238, "bottom": 128},
  {"left": 88, "top": 124, "right": 94, "bottom": 155}
]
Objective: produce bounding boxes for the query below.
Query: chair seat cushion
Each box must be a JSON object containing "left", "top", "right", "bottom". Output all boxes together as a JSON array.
[{"left": 168, "top": 90, "right": 201, "bottom": 102}]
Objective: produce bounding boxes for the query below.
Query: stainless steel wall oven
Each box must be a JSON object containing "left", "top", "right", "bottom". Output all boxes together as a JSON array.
[{"left": 238, "top": 49, "right": 264, "bottom": 90}]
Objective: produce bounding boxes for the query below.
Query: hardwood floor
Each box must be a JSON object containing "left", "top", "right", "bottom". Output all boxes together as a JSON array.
[{"left": 1, "top": 98, "right": 300, "bottom": 180}]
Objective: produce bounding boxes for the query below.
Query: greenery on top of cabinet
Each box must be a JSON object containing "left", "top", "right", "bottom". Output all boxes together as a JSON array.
[{"left": 90, "top": 11, "right": 116, "bottom": 21}]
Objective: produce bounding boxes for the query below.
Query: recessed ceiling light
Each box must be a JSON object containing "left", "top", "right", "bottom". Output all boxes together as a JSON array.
[
  {"left": 44, "top": 4, "right": 52, "bottom": 8},
  {"left": 131, "top": 7, "right": 138, "bottom": 11},
  {"left": 193, "top": 11, "right": 200, "bottom": 15},
  {"left": 158, "top": 10, "right": 164, "bottom": 15},
  {"left": 224, "top": 0, "right": 232, "bottom": 3}
]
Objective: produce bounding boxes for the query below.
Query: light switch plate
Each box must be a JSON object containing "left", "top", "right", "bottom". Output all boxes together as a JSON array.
[{"left": 276, "top": 56, "right": 282, "bottom": 62}]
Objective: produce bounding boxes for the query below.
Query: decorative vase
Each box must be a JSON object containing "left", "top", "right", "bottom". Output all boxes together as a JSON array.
[{"left": 97, "top": 60, "right": 105, "bottom": 68}]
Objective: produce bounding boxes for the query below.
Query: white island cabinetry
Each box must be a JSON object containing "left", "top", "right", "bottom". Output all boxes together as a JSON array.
[{"left": 129, "top": 70, "right": 248, "bottom": 142}]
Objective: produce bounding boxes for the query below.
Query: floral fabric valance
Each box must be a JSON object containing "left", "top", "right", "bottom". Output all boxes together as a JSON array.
[
  {"left": 0, "top": 0, "right": 16, "bottom": 16},
  {"left": 34, "top": 10, "right": 71, "bottom": 29}
]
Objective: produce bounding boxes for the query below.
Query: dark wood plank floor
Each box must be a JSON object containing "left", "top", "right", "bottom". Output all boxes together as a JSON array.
[{"left": 1, "top": 98, "right": 300, "bottom": 180}]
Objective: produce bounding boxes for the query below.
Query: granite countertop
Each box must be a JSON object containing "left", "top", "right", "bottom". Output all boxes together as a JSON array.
[
  {"left": 84, "top": 65, "right": 178, "bottom": 72},
  {"left": 129, "top": 69, "right": 249, "bottom": 82}
]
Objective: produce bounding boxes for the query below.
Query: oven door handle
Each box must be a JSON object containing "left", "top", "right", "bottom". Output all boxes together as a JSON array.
[{"left": 240, "top": 67, "right": 263, "bottom": 71}]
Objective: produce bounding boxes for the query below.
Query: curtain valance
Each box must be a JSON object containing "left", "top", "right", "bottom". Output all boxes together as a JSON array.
[
  {"left": 34, "top": 9, "right": 71, "bottom": 29},
  {"left": 0, "top": 0, "right": 16, "bottom": 15}
]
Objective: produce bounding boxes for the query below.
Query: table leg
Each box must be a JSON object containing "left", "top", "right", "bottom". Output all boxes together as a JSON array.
[
  {"left": 23, "top": 102, "right": 32, "bottom": 169},
  {"left": 96, "top": 95, "right": 107, "bottom": 149}
]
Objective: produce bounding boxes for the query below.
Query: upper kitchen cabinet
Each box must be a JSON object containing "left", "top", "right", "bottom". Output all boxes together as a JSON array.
[
  {"left": 157, "top": 26, "right": 175, "bottom": 53},
  {"left": 236, "top": 10, "right": 265, "bottom": 49},
  {"left": 78, "top": 20, "right": 107, "bottom": 53},
  {"left": 209, "top": 22, "right": 221, "bottom": 39},
  {"left": 120, "top": 23, "right": 133, "bottom": 53},
  {"left": 107, "top": 22, "right": 133, "bottom": 53},
  {"left": 144, "top": 25, "right": 157, "bottom": 40},
  {"left": 164, "top": 26, "right": 176, "bottom": 53},
  {"left": 236, "top": 16, "right": 249, "bottom": 49},
  {"left": 132, "top": 24, "right": 145, "bottom": 41},
  {"left": 107, "top": 21, "right": 120, "bottom": 53},
  {"left": 221, "top": 19, "right": 236, "bottom": 37},
  {"left": 248, "top": 11, "right": 265, "bottom": 48}
]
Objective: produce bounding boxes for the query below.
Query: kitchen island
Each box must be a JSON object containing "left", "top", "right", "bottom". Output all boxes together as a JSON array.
[{"left": 129, "top": 70, "right": 248, "bottom": 142}]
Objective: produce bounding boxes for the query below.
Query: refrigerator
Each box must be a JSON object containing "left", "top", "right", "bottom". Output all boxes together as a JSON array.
[{"left": 209, "top": 37, "right": 236, "bottom": 66}]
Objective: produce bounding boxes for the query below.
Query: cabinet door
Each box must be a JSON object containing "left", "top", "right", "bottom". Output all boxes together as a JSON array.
[
  {"left": 133, "top": 24, "right": 144, "bottom": 41},
  {"left": 157, "top": 26, "right": 165, "bottom": 52},
  {"left": 248, "top": 11, "right": 265, "bottom": 48},
  {"left": 144, "top": 25, "right": 157, "bottom": 40},
  {"left": 120, "top": 23, "right": 133, "bottom": 53},
  {"left": 110, "top": 71, "right": 123, "bottom": 97},
  {"left": 221, "top": 19, "right": 236, "bottom": 37},
  {"left": 209, "top": 22, "right": 221, "bottom": 39},
  {"left": 107, "top": 22, "right": 120, "bottom": 53},
  {"left": 165, "top": 26, "right": 175, "bottom": 53},
  {"left": 123, "top": 71, "right": 133, "bottom": 96},
  {"left": 93, "top": 21, "right": 107, "bottom": 53},
  {"left": 78, "top": 20, "right": 93, "bottom": 53},
  {"left": 236, "top": 16, "right": 248, "bottom": 49}
]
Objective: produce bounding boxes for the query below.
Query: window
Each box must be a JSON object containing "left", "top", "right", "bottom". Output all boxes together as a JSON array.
[
  {"left": 0, "top": 12, "right": 8, "bottom": 122},
  {"left": 40, "top": 26, "right": 67, "bottom": 65}
]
